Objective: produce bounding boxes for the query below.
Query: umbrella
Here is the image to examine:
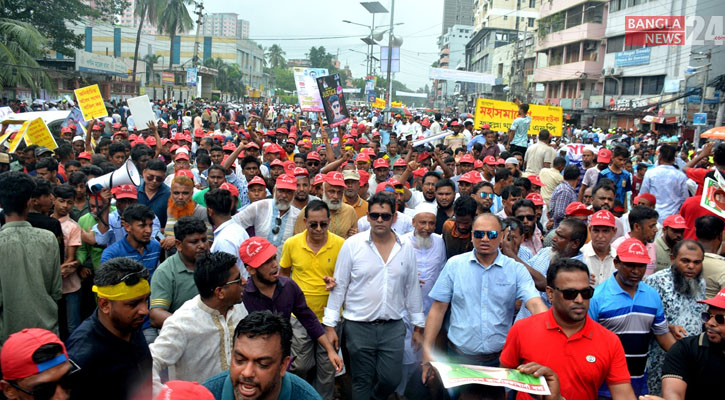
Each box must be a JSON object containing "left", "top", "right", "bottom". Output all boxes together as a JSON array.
[{"left": 701, "top": 126, "right": 725, "bottom": 139}]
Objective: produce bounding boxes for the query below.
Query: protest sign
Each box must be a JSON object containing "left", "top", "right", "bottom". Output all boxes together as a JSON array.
[
  {"left": 701, "top": 176, "right": 725, "bottom": 220},
  {"left": 127, "top": 95, "right": 156, "bottom": 130},
  {"left": 316, "top": 73, "right": 350, "bottom": 128},
  {"left": 372, "top": 97, "right": 386, "bottom": 109},
  {"left": 431, "top": 362, "right": 550, "bottom": 395},
  {"left": 293, "top": 67, "right": 328, "bottom": 112},
  {"left": 0, "top": 106, "right": 13, "bottom": 120},
  {"left": 412, "top": 131, "right": 454, "bottom": 147},
  {"left": 5, "top": 123, "right": 28, "bottom": 153},
  {"left": 22, "top": 118, "right": 57, "bottom": 150},
  {"left": 474, "top": 98, "right": 563, "bottom": 136},
  {"left": 74, "top": 84, "right": 108, "bottom": 120}
]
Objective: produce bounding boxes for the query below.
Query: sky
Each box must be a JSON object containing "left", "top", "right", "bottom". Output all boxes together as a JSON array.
[{"left": 202, "top": 0, "right": 443, "bottom": 91}]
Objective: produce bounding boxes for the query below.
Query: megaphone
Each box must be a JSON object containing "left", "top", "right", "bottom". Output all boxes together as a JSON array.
[{"left": 87, "top": 159, "right": 141, "bottom": 193}]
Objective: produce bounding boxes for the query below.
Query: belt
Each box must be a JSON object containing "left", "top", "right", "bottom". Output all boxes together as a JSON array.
[
  {"left": 447, "top": 340, "right": 501, "bottom": 362},
  {"left": 367, "top": 319, "right": 400, "bottom": 325}
]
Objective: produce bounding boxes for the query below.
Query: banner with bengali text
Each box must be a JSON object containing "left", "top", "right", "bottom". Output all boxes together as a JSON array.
[{"left": 474, "top": 98, "right": 563, "bottom": 136}]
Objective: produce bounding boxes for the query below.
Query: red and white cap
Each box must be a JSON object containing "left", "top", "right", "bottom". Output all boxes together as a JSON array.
[
  {"left": 111, "top": 184, "right": 138, "bottom": 200},
  {"left": 77, "top": 152, "right": 91, "bottom": 160},
  {"left": 239, "top": 236, "right": 277, "bottom": 268},
  {"left": 590, "top": 210, "right": 616, "bottom": 227},
  {"left": 293, "top": 167, "right": 309, "bottom": 177},
  {"left": 248, "top": 176, "right": 266, "bottom": 188},
  {"left": 393, "top": 158, "right": 407, "bottom": 168},
  {"left": 156, "top": 381, "right": 215, "bottom": 400},
  {"left": 1, "top": 329, "right": 68, "bottom": 380},
  {"left": 663, "top": 214, "right": 687, "bottom": 229},
  {"left": 306, "top": 151, "right": 321, "bottom": 161},
  {"left": 483, "top": 155, "right": 497, "bottom": 166},
  {"left": 565, "top": 202, "right": 593, "bottom": 217},
  {"left": 698, "top": 288, "right": 725, "bottom": 309},
  {"left": 525, "top": 193, "right": 545, "bottom": 206},
  {"left": 373, "top": 158, "right": 390, "bottom": 169},
  {"left": 616, "top": 238, "right": 651, "bottom": 264},
  {"left": 175, "top": 152, "right": 190, "bottom": 161},
  {"left": 356, "top": 153, "right": 371, "bottom": 163},
  {"left": 219, "top": 182, "right": 239, "bottom": 198},
  {"left": 312, "top": 174, "right": 325, "bottom": 186},
  {"left": 275, "top": 174, "right": 297, "bottom": 191},
  {"left": 459, "top": 171, "right": 483, "bottom": 184},
  {"left": 459, "top": 154, "right": 475, "bottom": 164},
  {"left": 270, "top": 159, "right": 285, "bottom": 168},
  {"left": 325, "top": 171, "right": 346, "bottom": 187},
  {"left": 527, "top": 175, "right": 544, "bottom": 187}
]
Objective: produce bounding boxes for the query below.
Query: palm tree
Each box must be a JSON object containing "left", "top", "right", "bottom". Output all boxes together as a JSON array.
[
  {"left": 265, "top": 44, "right": 286, "bottom": 69},
  {"left": 142, "top": 54, "right": 162, "bottom": 84},
  {"left": 131, "top": 0, "right": 162, "bottom": 83},
  {"left": 0, "top": 17, "right": 52, "bottom": 96},
  {"left": 157, "top": 0, "right": 194, "bottom": 70}
]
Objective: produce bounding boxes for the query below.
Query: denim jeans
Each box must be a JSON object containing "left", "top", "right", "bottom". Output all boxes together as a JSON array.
[{"left": 64, "top": 290, "right": 82, "bottom": 335}]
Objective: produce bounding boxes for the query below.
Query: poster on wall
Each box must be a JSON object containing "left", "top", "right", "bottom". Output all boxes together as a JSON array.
[{"left": 316, "top": 73, "right": 350, "bottom": 128}]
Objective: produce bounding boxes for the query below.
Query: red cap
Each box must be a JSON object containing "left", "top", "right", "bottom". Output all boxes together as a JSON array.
[
  {"left": 527, "top": 175, "right": 544, "bottom": 187},
  {"left": 265, "top": 130, "right": 276, "bottom": 137},
  {"left": 481, "top": 123, "right": 490, "bottom": 129},
  {"left": 698, "top": 288, "right": 725, "bottom": 308},
  {"left": 194, "top": 128, "right": 205, "bottom": 138},
  {"left": 170, "top": 145, "right": 180, "bottom": 153},
  {"left": 474, "top": 160, "right": 484, "bottom": 169},
  {"left": 270, "top": 159, "right": 285, "bottom": 168},
  {"left": 412, "top": 167, "right": 428, "bottom": 178},
  {"left": 616, "top": 238, "right": 651, "bottom": 264},
  {"left": 283, "top": 160, "right": 296, "bottom": 176},
  {"left": 77, "top": 152, "right": 91, "bottom": 160},
  {"left": 307, "top": 151, "right": 321, "bottom": 161},
  {"left": 248, "top": 176, "right": 266, "bottom": 188},
  {"left": 239, "top": 236, "right": 277, "bottom": 268},
  {"left": 312, "top": 174, "right": 325, "bottom": 186},
  {"left": 223, "top": 142, "right": 236, "bottom": 151},
  {"left": 175, "top": 152, "right": 189, "bottom": 161},
  {"left": 483, "top": 155, "right": 497, "bottom": 166},
  {"left": 417, "top": 152, "right": 431, "bottom": 162},
  {"left": 450, "top": 120, "right": 460, "bottom": 127},
  {"left": 246, "top": 142, "right": 260, "bottom": 150},
  {"left": 356, "top": 153, "right": 370, "bottom": 163},
  {"left": 266, "top": 144, "right": 282, "bottom": 154},
  {"left": 373, "top": 158, "right": 390, "bottom": 169},
  {"left": 112, "top": 123, "right": 122, "bottom": 129},
  {"left": 375, "top": 182, "right": 395, "bottom": 193},
  {"left": 302, "top": 131, "right": 312, "bottom": 137},
  {"left": 634, "top": 193, "right": 656, "bottom": 206},
  {"left": 597, "top": 148, "right": 612, "bottom": 163},
  {"left": 386, "top": 178, "right": 403, "bottom": 187},
  {"left": 525, "top": 193, "right": 545, "bottom": 206},
  {"left": 372, "top": 131, "right": 381, "bottom": 137},
  {"left": 111, "top": 184, "right": 138, "bottom": 200},
  {"left": 421, "top": 119, "right": 431, "bottom": 127},
  {"left": 92, "top": 124, "right": 102, "bottom": 131},
  {"left": 302, "top": 141, "right": 312, "bottom": 148},
  {"left": 275, "top": 174, "right": 298, "bottom": 191},
  {"left": 393, "top": 158, "right": 407, "bottom": 168},
  {"left": 459, "top": 154, "right": 475, "bottom": 164},
  {"left": 357, "top": 170, "right": 370, "bottom": 183},
  {"left": 219, "top": 182, "right": 239, "bottom": 198},
  {"left": 1, "top": 329, "right": 68, "bottom": 380},
  {"left": 145, "top": 136, "right": 157, "bottom": 146},
  {"left": 175, "top": 169, "right": 194, "bottom": 180},
  {"left": 156, "top": 381, "right": 215, "bottom": 400},
  {"left": 345, "top": 139, "right": 356, "bottom": 146},
  {"left": 325, "top": 171, "right": 346, "bottom": 187},
  {"left": 128, "top": 134, "right": 138, "bottom": 141},
  {"left": 61, "top": 126, "right": 73, "bottom": 134},
  {"left": 286, "top": 138, "right": 296, "bottom": 145},
  {"left": 459, "top": 171, "right": 483, "bottom": 184},
  {"left": 361, "top": 148, "right": 376, "bottom": 156},
  {"left": 496, "top": 158, "right": 506, "bottom": 166},
  {"left": 357, "top": 137, "right": 369, "bottom": 144},
  {"left": 590, "top": 210, "right": 616, "bottom": 227},
  {"left": 293, "top": 167, "right": 309, "bottom": 177},
  {"left": 565, "top": 202, "right": 593, "bottom": 217},
  {"left": 663, "top": 214, "right": 687, "bottom": 229}
]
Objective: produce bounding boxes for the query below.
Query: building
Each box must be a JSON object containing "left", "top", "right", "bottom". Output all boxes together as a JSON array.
[
  {"left": 599, "top": 0, "right": 725, "bottom": 133},
  {"left": 435, "top": 25, "right": 474, "bottom": 110},
  {"left": 287, "top": 59, "right": 311, "bottom": 68},
  {"left": 113, "top": 0, "right": 158, "bottom": 35},
  {"left": 464, "top": 27, "right": 518, "bottom": 104},
  {"left": 201, "top": 13, "right": 239, "bottom": 38},
  {"left": 237, "top": 19, "right": 250, "bottom": 40},
  {"left": 473, "top": 0, "right": 540, "bottom": 32},
  {"left": 533, "top": 0, "right": 607, "bottom": 125},
  {"left": 442, "top": 0, "right": 475, "bottom": 35}
]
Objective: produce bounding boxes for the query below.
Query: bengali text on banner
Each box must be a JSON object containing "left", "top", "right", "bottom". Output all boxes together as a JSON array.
[{"left": 473, "top": 98, "right": 563, "bottom": 136}]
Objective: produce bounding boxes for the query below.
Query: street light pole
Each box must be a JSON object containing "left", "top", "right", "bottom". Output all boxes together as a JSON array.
[
  {"left": 385, "top": 0, "right": 395, "bottom": 123},
  {"left": 694, "top": 49, "right": 711, "bottom": 147}
]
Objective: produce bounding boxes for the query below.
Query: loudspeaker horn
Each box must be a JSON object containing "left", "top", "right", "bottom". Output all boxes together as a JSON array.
[{"left": 87, "top": 159, "right": 141, "bottom": 193}]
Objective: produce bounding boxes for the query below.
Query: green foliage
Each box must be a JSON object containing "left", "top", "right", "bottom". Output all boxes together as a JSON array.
[
  {"left": 156, "top": 0, "right": 194, "bottom": 69},
  {"left": 0, "top": 17, "right": 53, "bottom": 96},
  {"left": 1, "top": 0, "right": 128, "bottom": 56},
  {"left": 265, "top": 44, "right": 286, "bottom": 69},
  {"left": 271, "top": 67, "right": 295, "bottom": 92},
  {"left": 203, "top": 58, "right": 246, "bottom": 99}
]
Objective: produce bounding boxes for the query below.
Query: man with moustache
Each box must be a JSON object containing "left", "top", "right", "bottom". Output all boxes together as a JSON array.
[
  {"left": 441, "top": 196, "right": 478, "bottom": 259},
  {"left": 206, "top": 188, "right": 250, "bottom": 276},
  {"left": 342, "top": 170, "right": 368, "bottom": 220},
  {"left": 357, "top": 180, "right": 413, "bottom": 236},
  {"left": 294, "top": 172, "right": 358, "bottom": 239},
  {"left": 644, "top": 240, "right": 707, "bottom": 395},
  {"left": 472, "top": 182, "right": 495, "bottom": 214},
  {"left": 406, "top": 171, "right": 439, "bottom": 211},
  {"left": 581, "top": 210, "right": 619, "bottom": 286},
  {"left": 654, "top": 215, "right": 686, "bottom": 273},
  {"left": 590, "top": 183, "right": 626, "bottom": 240}
]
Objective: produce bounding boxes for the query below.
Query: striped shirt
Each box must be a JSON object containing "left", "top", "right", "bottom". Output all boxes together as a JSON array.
[{"left": 588, "top": 272, "right": 669, "bottom": 397}]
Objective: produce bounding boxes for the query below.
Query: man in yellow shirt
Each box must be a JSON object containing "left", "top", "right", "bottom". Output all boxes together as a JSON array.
[
  {"left": 280, "top": 199, "right": 345, "bottom": 399},
  {"left": 342, "top": 170, "right": 368, "bottom": 220}
]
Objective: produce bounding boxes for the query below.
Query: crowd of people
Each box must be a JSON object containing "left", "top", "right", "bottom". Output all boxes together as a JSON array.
[{"left": 0, "top": 98, "right": 724, "bottom": 400}]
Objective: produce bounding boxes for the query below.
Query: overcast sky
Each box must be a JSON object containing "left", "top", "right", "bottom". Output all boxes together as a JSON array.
[{"left": 202, "top": 0, "right": 443, "bottom": 90}]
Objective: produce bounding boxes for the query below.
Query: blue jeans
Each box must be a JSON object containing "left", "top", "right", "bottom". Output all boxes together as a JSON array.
[{"left": 64, "top": 291, "right": 82, "bottom": 334}]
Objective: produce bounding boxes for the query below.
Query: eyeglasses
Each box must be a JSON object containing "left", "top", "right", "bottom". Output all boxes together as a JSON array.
[
  {"left": 701, "top": 312, "right": 725, "bottom": 324},
  {"left": 271, "top": 217, "right": 282, "bottom": 235},
  {"left": 223, "top": 274, "right": 244, "bottom": 286},
  {"left": 552, "top": 286, "right": 595, "bottom": 300},
  {"left": 307, "top": 161, "right": 320, "bottom": 167},
  {"left": 145, "top": 174, "right": 165, "bottom": 183},
  {"left": 308, "top": 221, "right": 329, "bottom": 229},
  {"left": 369, "top": 212, "right": 393, "bottom": 221},
  {"left": 120, "top": 269, "right": 149, "bottom": 286},
  {"left": 516, "top": 214, "right": 537, "bottom": 222},
  {"left": 479, "top": 192, "right": 495, "bottom": 199},
  {"left": 473, "top": 230, "right": 499, "bottom": 239},
  {"left": 9, "top": 359, "right": 80, "bottom": 400}
]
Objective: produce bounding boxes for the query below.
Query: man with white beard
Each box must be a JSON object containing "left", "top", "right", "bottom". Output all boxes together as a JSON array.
[
  {"left": 643, "top": 239, "right": 707, "bottom": 394},
  {"left": 294, "top": 171, "right": 358, "bottom": 238},
  {"left": 232, "top": 174, "right": 301, "bottom": 260},
  {"left": 395, "top": 202, "right": 447, "bottom": 396}
]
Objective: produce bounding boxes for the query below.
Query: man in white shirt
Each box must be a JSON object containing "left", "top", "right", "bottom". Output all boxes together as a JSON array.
[
  {"left": 581, "top": 210, "right": 618, "bottom": 286},
  {"left": 323, "top": 192, "right": 425, "bottom": 400},
  {"left": 150, "top": 251, "right": 248, "bottom": 396},
  {"left": 232, "top": 174, "right": 300, "bottom": 260},
  {"left": 523, "top": 129, "right": 557, "bottom": 175},
  {"left": 205, "top": 188, "right": 250, "bottom": 276}
]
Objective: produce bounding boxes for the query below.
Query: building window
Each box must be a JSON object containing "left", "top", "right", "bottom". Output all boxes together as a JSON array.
[
  {"left": 550, "top": 46, "right": 564, "bottom": 66},
  {"left": 566, "top": 7, "right": 583, "bottom": 29},
  {"left": 631, "top": 0, "right": 647, "bottom": 6},
  {"left": 610, "top": 0, "right": 624, "bottom": 12},
  {"left": 604, "top": 78, "right": 619, "bottom": 95},
  {"left": 584, "top": 3, "right": 604, "bottom": 24},
  {"left": 606, "top": 35, "right": 625, "bottom": 53},
  {"left": 565, "top": 43, "right": 580, "bottom": 63},
  {"left": 582, "top": 40, "right": 599, "bottom": 61},
  {"left": 528, "top": 17, "right": 535, "bottom": 27},
  {"left": 529, "top": 0, "right": 536, "bottom": 8},
  {"left": 641, "top": 75, "right": 664, "bottom": 94},
  {"left": 498, "top": 63, "right": 504, "bottom": 77},
  {"left": 625, "top": 42, "right": 645, "bottom": 51},
  {"left": 504, "top": 16, "right": 508, "bottom": 20},
  {"left": 622, "top": 77, "right": 641, "bottom": 95}
]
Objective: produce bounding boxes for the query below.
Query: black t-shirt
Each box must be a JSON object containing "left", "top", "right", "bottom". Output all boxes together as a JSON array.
[
  {"left": 662, "top": 332, "right": 725, "bottom": 399},
  {"left": 27, "top": 212, "right": 65, "bottom": 262}
]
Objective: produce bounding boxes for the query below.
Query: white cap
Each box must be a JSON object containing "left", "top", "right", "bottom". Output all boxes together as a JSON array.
[
  {"left": 583, "top": 145, "right": 599, "bottom": 155},
  {"left": 72, "top": 136, "right": 84, "bottom": 143},
  {"left": 176, "top": 147, "right": 190, "bottom": 155},
  {"left": 413, "top": 202, "right": 437, "bottom": 218},
  {"left": 505, "top": 157, "right": 519, "bottom": 165}
]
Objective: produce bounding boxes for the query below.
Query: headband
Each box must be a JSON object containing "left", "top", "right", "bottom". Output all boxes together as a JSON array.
[{"left": 92, "top": 279, "right": 150, "bottom": 301}]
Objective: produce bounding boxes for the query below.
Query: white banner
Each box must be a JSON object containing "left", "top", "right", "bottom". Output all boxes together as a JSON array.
[
  {"left": 411, "top": 131, "right": 453, "bottom": 147},
  {"left": 396, "top": 91, "right": 427, "bottom": 98},
  {"left": 429, "top": 68, "right": 496, "bottom": 85},
  {"left": 293, "top": 67, "right": 328, "bottom": 112},
  {"left": 342, "top": 88, "right": 361, "bottom": 94},
  {"left": 75, "top": 49, "right": 133, "bottom": 78}
]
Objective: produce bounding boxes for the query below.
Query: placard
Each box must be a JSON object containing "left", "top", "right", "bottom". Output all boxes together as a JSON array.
[
  {"left": 474, "top": 98, "right": 563, "bottom": 136},
  {"left": 23, "top": 118, "right": 58, "bottom": 150},
  {"left": 74, "top": 84, "right": 108, "bottom": 121},
  {"left": 430, "top": 362, "right": 550, "bottom": 395},
  {"left": 701, "top": 177, "right": 725, "bottom": 219},
  {"left": 316, "top": 73, "right": 350, "bottom": 128},
  {"left": 293, "top": 67, "right": 328, "bottom": 112},
  {"left": 127, "top": 95, "right": 156, "bottom": 130}
]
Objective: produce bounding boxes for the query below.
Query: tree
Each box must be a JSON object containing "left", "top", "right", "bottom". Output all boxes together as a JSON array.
[
  {"left": 157, "top": 0, "right": 194, "bottom": 70},
  {"left": 142, "top": 53, "right": 162, "bottom": 84},
  {"left": 0, "top": 17, "right": 52, "bottom": 96},
  {"left": 2, "top": 0, "right": 128, "bottom": 56},
  {"left": 265, "top": 44, "right": 286, "bottom": 69},
  {"left": 270, "top": 67, "right": 295, "bottom": 93},
  {"left": 132, "top": 0, "right": 162, "bottom": 83}
]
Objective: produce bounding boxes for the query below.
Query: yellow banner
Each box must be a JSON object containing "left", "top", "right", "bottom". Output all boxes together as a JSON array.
[
  {"left": 74, "top": 84, "right": 108, "bottom": 120},
  {"left": 473, "top": 98, "right": 563, "bottom": 136},
  {"left": 372, "top": 97, "right": 386, "bottom": 109},
  {"left": 23, "top": 118, "right": 58, "bottom": 150},
  {"left": 6, "top": 121, "right": 30, "bottom": 153},
  {"left": 391, "top": 101, "right": 402, "bottom": 107}
]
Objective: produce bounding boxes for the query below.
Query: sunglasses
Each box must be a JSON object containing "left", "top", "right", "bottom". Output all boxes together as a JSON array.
[
  {"left": 516, "top": 214, "right": 537, "bottom": 222},
  {"left": 308, "top": 221, "right": 329, "bottom": 229},
  {"left": 473, "top": 230, "right": 499, "bottom": 239},
  {"left": 307, "top": 161, "right": 320, "bottom": 166},
  {"left": 701, "top": 312, "right": 725, "bottom": 324},
  {"left": 272, "top": 217, "right": 282, "bottom": 235},
  {"left": 120, "top": 269, "right": 149, "bottom": 286},
  {"left": 145, "top": 174, "right": 165, "bottom": 182},
  {"left": 479, "top": 192, "right": 495, "bottom": 199},
  {"left": 369, "top": 212, "right": 393, "bottom": 221},
  {"left": 9, "top": 359, "right": 80, "bottom": 400},
  {"left": 552, "top": 286, "right": 595, "bottom": 300}
]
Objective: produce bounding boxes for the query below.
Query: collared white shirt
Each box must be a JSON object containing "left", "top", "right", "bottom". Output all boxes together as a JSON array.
[
  {"left": 323, "top": 230, "right": 425, "bottom": 328},
  {"left": 211, "top": 219, "right": 250, "bottom": 276},
  {"left": 405, "top": 190, "right": 436, "bottom": 212},
  {"left": 581, "top": 242, "right": 617, "bottom": 287},
  {"left": 232, "top": 199, "right": 300, "bottom": 260},
  {"left": 150, "top": 296, "right": 248, "bottom": 396},
  {"left": 357, "top": 211, "right": 413, "bottom": 236},
  {"left": 402, "top": 232, "right": 447, "bottom": 313}
]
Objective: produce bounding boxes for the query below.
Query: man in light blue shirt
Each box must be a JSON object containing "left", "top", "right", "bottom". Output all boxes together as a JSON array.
[
  {"left": 507, "top": 103, "right": 531, "bottom": 156},
  {"left": 639, "top": 144, "right": 688, "bottom": 224},
  {"left": 421, "top": 213, "right": 546, "bottom": 380}
]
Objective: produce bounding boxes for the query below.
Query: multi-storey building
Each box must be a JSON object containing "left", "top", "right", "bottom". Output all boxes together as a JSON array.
[
  {"left": 442, "top": 0, "right": 475, "bottom": 35},
  {"left": 436, "top": 25, "right": 474, "bottom": 109}
]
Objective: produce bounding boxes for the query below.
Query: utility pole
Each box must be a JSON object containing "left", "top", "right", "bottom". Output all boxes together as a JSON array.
[
  {"left": 693, "top": 49, "right": 711, "bottom": 147},
  {"left": 384, "top": 0, "right": 395, "bottom": 123},
  {"left": 192, "top": 1, "right": 205, "bottom": 68}
]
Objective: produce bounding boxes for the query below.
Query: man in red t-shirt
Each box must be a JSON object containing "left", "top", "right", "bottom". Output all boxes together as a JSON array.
[{"left": 500, "top": 258, "right": 635, "bottom": 400}]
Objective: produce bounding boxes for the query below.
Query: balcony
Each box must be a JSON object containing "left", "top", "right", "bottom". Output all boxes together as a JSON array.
[
  {"left": 440, "top": 47, "right": 450, "bottom": 56},
  {"left": 546, "top": 98, "right": 590, "bottom": 110},
  {"left": 439, "top": 56, "right": 450, "bottom": 66},
  {"left": 537, "top": 23, "right": 606, "bottom": 51},
  {"left": 534, "top": 60, "right": 602, "bottom": 82}
]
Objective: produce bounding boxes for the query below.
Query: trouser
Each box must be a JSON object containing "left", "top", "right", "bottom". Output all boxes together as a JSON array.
[
  {"left": 64, "top": 291, "right": 82, "bottom": 335},
  {"left": 289, "top": 317, "right": 338, "bottom": 400},
  {"left": 345, "top": 319, "right": 405, "bottom": 400},
  {"left": 509, "top": 144, "right": 528, "bottom": 157}
]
